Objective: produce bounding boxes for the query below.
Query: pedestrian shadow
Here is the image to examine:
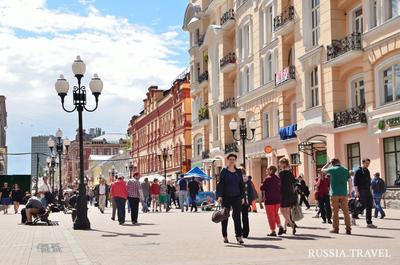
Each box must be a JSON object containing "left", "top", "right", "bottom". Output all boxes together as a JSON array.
[
  {"left": 88, "top": 229, "right": 160, "bottom": 238},
  {"left": 373, "top": 227, "right": 400, "bottom": 231},
  {"left": 225, "top": 244, "right": 284, "bottom": 249},
  {"left": 123, "top": 223, "right": 156, "bottom": 226},
  {"left": 350, "top": 233, "right": 394, "bottom": 239},
  {"left": 279, "top": 234, "right": 332, "bottom": 240},
  {"left": 298, "top": 226, "right": 328, "bottom": 230},
  {"left": 381, "top": 218, "right": 400, "bottom": 221},
  {"left": 247, "top": 236, "right": 283, "bottom": 241}
]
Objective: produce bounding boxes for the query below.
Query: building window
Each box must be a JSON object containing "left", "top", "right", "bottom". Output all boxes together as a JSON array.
[
  {"left": 310, "top": 67, "right": 319, "bottom": 107},
  {"left": 388, "top": 0, "right": 399, "bottom": 19},
  {"left": 347, "top": 143, "right": 361, "bottom": 171},
  {"left": 274, "top": 108, "right": 280, "bottom": 135},
  {"left": 352, "top": 78, "right": 365, "bottom": 107},
  {"left": 263, "top": 113, "right": 270, "bottom": 138},
  {"left": 384, "top": 136, "right": 400, "bottom": 186},
  {"left": 213, "top": 116, "right": 219, "bottom": 141},
  {"left": 291, "top": 100, "right": 297, "bottom": 124},
  {"left": 260, "top": 56, "right": 265, "bottom": 85},
  {"left": 353, "top": 7, "right": 363, "bottom": 33},
  {"left": 196, "top": 138, "right": 203, "bottom": 157},
  {"left": 267, "top": 54, "right": 273, "bottom": 81},
  {"left": 245, "top": 66, "right": 250, "bottom": 92},
  {"left": 371, "top": 0, "right": 378, "bottom": 28},
  {"left": 311, "top": 0, "right": 320, "bottom": 46},
  {"left": 383, "top": 63, "right": 400, "bottom": 104},
  {"left": 290, "top": 154, "right": 301, "bottom": 165}
]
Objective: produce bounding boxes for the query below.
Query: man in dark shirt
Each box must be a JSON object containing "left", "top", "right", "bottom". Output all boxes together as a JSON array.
[
  {"left": 188, "top": 178, "right": 199, "bottom": 212},
  {"left": 354, "top": 158, "right": 376, "bottom": 228},
  {"left": 178, "top": 175, "right": 188, "bottom": 212}
]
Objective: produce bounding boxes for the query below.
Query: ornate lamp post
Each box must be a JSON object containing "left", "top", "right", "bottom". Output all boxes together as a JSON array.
[
  {"left": 159, "top": 145, "right": 169, "bottom": 181},
  {"left": 46, "top": 155, "right": 57, "bottom": 193},
  {"left": 54, "top": 56, "right": 103, "bottom": 230},
  {"left": 48, "top": 129, "right": 70, "bottom": 204},
  {"left": 229, "top": 107, "right": 257, "bottom": 168},
  {"left": 125, "top": 161, "right": 134, "bottom": 178}
]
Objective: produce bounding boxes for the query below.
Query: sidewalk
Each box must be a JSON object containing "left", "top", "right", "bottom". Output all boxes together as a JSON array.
[{"left": 0, "top": 206, "right": 399, "bottom": 265}]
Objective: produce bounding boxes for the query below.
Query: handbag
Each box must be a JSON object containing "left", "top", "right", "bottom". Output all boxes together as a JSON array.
[
  {"left": 211, "top": 206, "right": 230, "bottom": 223},
  {"left": 291, "top": 205, "right": 304, "bottom": 222}
]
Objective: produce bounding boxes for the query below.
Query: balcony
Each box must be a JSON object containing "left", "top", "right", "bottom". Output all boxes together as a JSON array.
[
  {"left": 198, "top": 105, "right": 210, "bottom": 126},
  {"left": 275, "top": 65, "right": 296, "bottom": 91},
  {"left": 202, "top": 150, "right": 210, "bottom": 160},
  {"left": 220, "top": 52, "right": 236, "bottom": 73},
  {"left": 279, "top": 124, "right": 297, "bottom": 141},
  {"left": 198, "top": 71, "right": 209, "bottom": 88},
  {"left": 333, "top": 105, "right": 367, "bottom": 129},
  {"left": 220, "top": 97, "right": 237, "bottom": 115},
  {"left": 273, "top": 6, "right": 295, "bottom": 36},
  {"left": 326, "top": 33, "right": 362, "bottom": 66},
  {"left": 225, "top": 142, "right": 239, "bottom": 154},
  {"left": 220, "top": 9, "right": 235, "bottom": 30}
]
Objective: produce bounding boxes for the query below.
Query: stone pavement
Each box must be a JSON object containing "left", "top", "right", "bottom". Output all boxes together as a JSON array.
[{"left": 0, "top": 205, "right": 399, "bottom": 265}]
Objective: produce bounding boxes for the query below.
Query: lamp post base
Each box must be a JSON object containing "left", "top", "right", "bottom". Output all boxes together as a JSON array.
[{"left": 73, "top": 197, "right": 91, "bottom": 230}]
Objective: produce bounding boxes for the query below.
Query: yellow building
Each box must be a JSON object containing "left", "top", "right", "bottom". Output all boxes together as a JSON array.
[{"left": 184, "top": 0, "right": 400, "bottom": 203}]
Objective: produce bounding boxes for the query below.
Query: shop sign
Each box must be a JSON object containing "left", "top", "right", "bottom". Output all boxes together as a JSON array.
[
  {"left": 378, "top": 116, "right": 400, "bottom": 130},
  {"left": 264, "top": 146, "right": 273, "bottom": 154}
]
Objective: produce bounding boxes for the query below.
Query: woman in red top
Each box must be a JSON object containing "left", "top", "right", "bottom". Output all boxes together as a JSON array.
[
  {"left": 150, "top": 179, "right": 161, "bottom": 212},
  {"left": 315, "top": 172, "right": 332, "bottom": 224},
  {"left": 110, "top": 176, "right": 128, "bottom": 225}
]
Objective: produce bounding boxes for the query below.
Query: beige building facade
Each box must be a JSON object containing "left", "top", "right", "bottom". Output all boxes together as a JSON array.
[{"left": 184, "top": 0, "right": 400, "bottom": 202}]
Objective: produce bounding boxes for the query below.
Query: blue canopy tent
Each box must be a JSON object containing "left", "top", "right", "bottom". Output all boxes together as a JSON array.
[{"left": 183, "top": 166, "right": 212, "bottom": 180}]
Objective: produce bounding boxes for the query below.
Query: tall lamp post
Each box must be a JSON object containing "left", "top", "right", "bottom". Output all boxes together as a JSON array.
[
  {"left": 125, "top": 161, "right": 134, "bottom": 178},
  {"left": 159, "top": 146, "right": 169, "bottom": 182},
  {"left": 54, "top": 56, "right": 103, "bottom": 230},
  {"left": 46, "top": 156, "right": 57, "bottom": 193},
  {"left": 48, "top": 129, "right": 70, "bottom": 204},
  {"left": 229, "top": 107, "right": 257, "bottom": 168}
]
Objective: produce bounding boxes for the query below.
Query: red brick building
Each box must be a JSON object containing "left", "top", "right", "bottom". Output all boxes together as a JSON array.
[{"left": 128, "top": 73, "right": 192, "bottom": 179}]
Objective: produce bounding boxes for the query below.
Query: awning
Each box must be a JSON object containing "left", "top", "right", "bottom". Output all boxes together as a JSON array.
[{"left": 183, "top": 166, "right": 212, "bottom": 180}]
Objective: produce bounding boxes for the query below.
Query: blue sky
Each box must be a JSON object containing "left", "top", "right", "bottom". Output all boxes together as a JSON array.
[{"left": 0, "top": 0, "right": 189, "bottom": 174}]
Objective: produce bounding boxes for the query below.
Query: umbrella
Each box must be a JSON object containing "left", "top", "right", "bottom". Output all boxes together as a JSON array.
[{"left": 183, "top": 167, "right": 212, "bottom": 180}]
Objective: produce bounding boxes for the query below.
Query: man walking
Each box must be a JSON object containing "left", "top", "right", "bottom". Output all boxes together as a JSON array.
[
  {"left": 94, "top": 178, "right": 109, "bottom": 214},
  {"left": 371, "top": 172, "right": 386, "bottom": 219},
  {"left": 141, "top": 178, "right": 150, "bottom": 213},
  {"left": 354, "top": 158, "right": 377, "bottom": 228},
  {"left": 242, "top": 173, "right": 255, "bottom": 238},
  {"left": 110, "top": 176, "right": 128, "bottom": 225},
  {"left": 188, "top": 177, "right": 199, "bottom": 212},
  {"left": 297, "top": 175, "right": 310, "bottom": 209},
  {"left": 178, "top": 175, "right": 188, "bottom": 212},
  {"left": 127, "top": 173, "right": 142, "bottom": 224},
  {"left": 322, "top": 158, "right": 352, "bottom": 234}
]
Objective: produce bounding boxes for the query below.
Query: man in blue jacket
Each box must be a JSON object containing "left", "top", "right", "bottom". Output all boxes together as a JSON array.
[{"left": 371, "top": 172, "right": 386, "bottom": 219}]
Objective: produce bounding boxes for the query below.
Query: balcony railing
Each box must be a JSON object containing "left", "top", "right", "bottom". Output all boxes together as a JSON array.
[
  {"left": 333, "top": 105, "right": 367, "bottom": 128},
  {"left": 197, "top": 34, "right": 205, "bottom": 46},
  {"left": 275, "top": 65, "right": 295, "bottom": 86},
  {"left": 198, "top": 106, "right": 209, "bottom": 122},
  {"left": 220, "top": 52, "right": 236, "bottom": 68},
  {"left": 273, "top": 6, "right": 295, "bottom": 32},
  {"left": 202, "top": 150, "right": 210, "bottom": 159},
  {"left": 327, "top": 32, "right": 362, "bottom": 61},
  {"left": 220, "top": 9, "right": 235, "bottom": 26},
  {"left": 220, "top": 97, "right": 236, "bottom": 111},
  {"left": 225, "top": 142, "right": 239, "bottom": 154},
  {"left": 198, "top": 71, "right": 209, "bottom": 83}
]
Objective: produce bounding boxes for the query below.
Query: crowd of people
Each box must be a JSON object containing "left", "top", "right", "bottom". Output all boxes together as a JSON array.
[{"left": 1, "top": 154, "right": 390, "bottom": 244}]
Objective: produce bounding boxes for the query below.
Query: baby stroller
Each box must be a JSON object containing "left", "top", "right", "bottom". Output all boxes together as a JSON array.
[{"left": 348, "top": 198, "right": 363, "bottom": 225}]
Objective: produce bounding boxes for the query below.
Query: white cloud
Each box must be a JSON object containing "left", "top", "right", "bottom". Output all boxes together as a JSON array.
[{"left": 0, "top": 0, "right": 187, "bottom": 174}]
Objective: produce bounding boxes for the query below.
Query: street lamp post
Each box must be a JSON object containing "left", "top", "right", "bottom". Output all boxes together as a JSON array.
[
  {"left": 48, "top": 129, "right": 70, "bottom": 204},
  {"left": 46, "top": 155, "right": 57, "bottom": 193},
  {"left": 55, "top": 56, "right": 103, "bottom": 230},
  {"left": 125, "top": 161, "right": 134, "bottom": 178},
  {"left": 160, "top": 147, "right": 169, "bottom": 182},
  {"left": 229, "top": 107, "right": 257, "bottom": 168}
]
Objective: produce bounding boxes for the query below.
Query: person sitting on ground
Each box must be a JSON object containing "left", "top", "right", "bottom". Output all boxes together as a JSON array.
[
  {"left": 22, "top": 195, "right": 46, "bottom": 225},
  {"left": 201, "top": 196, "right": 215, "bottom": 211}
]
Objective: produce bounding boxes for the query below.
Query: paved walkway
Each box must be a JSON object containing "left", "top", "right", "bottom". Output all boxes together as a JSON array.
[{"left": 0, "top": 205, "right": 399, "bottom": 265}]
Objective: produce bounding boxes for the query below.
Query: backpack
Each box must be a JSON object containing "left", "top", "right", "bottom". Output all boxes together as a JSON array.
[{"left": 374, "top": 179, "right": 385, "bottom": 193}]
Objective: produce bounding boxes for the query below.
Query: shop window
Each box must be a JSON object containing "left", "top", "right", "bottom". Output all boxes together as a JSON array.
[
  {"left": 290, "top": 154, "right": 301, "bottom": 165},
  {"left": 384, "top": 136, "right": 400, "bottom": 186},
  {"left": 347, "top": 142, "right": 361, "bottom": 171}
]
